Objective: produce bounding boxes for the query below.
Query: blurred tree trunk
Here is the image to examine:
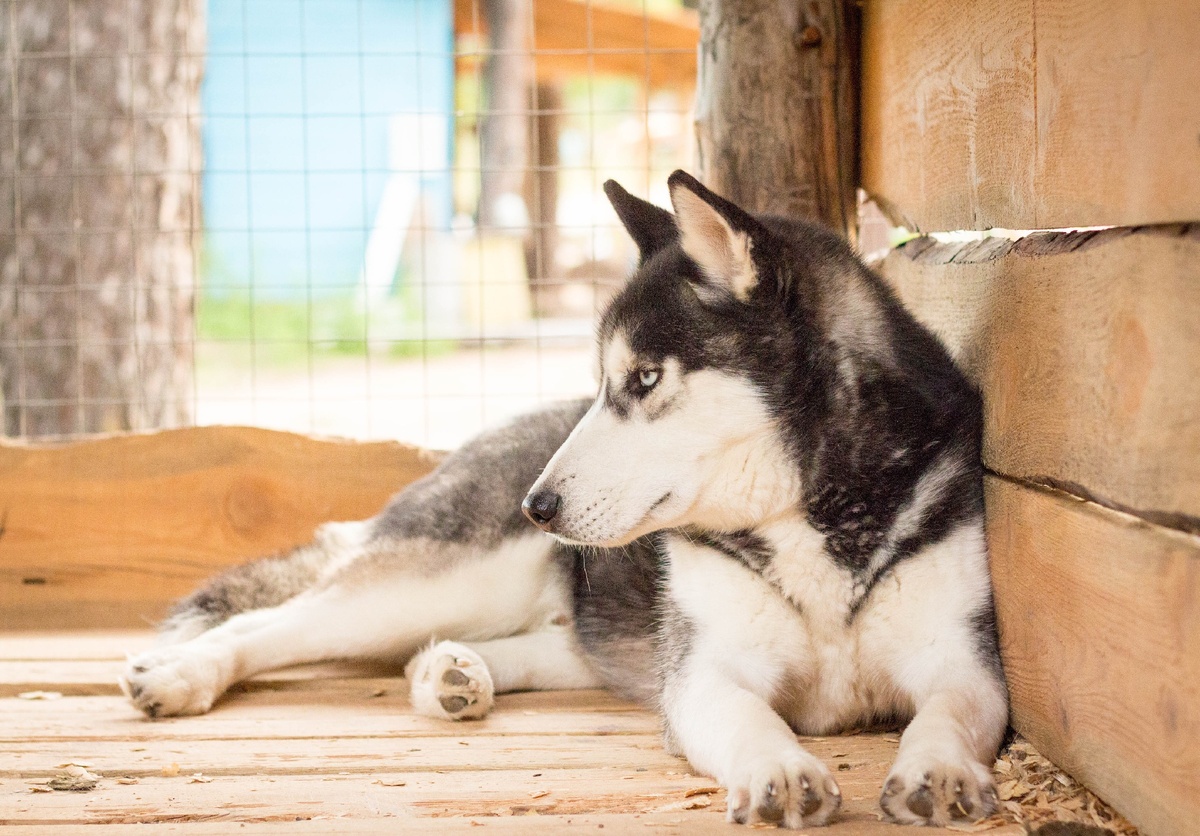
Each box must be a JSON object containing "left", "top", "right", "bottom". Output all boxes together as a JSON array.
[
  {"left": 477, "top": 0, "right": 531, "bottom": 234},
  {"left": 694, "top": 0, "right": 859, "bottom": 241},
  {"left": 525, "top": 82, "right": 560, "bottom": 313},
  {"left": 0, "top": 0, "right": 204, "bottom": 437}
]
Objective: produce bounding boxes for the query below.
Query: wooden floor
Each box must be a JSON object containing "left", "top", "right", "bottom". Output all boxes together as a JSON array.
[{"left": 0, "top": 632, "right": 1022, "bottom": 835}]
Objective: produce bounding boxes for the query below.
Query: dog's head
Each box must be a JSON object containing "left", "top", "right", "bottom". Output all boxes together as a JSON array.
[{"left": 522, "top": 171, "right": 807, "bottom": 546}]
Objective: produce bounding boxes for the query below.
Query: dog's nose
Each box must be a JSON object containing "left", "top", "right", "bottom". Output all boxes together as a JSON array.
[{"left": 522, "top": 489, "right": 561, "bottom": 529}]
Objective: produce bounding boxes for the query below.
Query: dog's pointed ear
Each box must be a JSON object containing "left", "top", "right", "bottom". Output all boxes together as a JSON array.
[
  {"left": 668, "top": 170, "right": 764, "bottom": 302},
  {"left": 604, "top": 179, "right": 677, "bottom": 262}
]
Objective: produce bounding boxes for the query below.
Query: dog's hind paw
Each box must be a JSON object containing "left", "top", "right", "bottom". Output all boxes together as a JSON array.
[
  {"left": 407, "top": 641, "right": 495, "bottom": 721},
  {"left": 880, "top": 755, "right": 997, "bottom": 826}
]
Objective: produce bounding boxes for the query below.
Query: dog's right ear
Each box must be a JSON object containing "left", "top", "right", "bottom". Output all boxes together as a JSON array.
[{"left": 603, "top": 180, "right": 677, "bottom": 262}]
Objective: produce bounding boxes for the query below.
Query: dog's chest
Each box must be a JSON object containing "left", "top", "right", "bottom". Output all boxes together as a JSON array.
[{"left": 668, "top": 517, "right": 890, "bottom": 732}]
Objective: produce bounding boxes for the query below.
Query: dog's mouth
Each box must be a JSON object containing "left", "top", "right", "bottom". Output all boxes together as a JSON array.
[{"left": 550, "top": 491, "right": 673, "bottom": 548}]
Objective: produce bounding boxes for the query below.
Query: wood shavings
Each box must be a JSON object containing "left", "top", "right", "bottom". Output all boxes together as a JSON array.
[
  {"left": 372, "top": 779, "right": 408, "bottom": 786},
  {"left": 651, "top": 796, "right": 712, "bottom": 813},
  {"left": 115, "top": 776, "right": 139, "bottom": 785},
  {"left": 160, "top": 762, "right": 180, "bottom": 777},
  {"left": 973, "top": 737, "right": 1139, "bottom": 835},
  {"left": 683, "top": 786, "right": 721, "bottom": 798},
  {"left": 28, "top": 785, "right": 53, "bottom": 793},
  {"left": 188, "top": 773, "right": 213, "bottom": 783},
  {"left": 47, "top": 764, "right": 100, "bottom": 791},
  {"left": 529, "top": 790, "right": 550, "bottom": 799},
  {"left": 18, "top": 690, "right": 62, "bottom": 700}
]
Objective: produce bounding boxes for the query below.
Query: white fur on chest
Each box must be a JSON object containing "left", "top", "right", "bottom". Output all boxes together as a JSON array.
[{"left": 665, "top": 514, "right": 991, "bottom": 735}]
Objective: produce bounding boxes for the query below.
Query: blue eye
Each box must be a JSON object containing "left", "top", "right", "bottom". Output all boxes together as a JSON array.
[{"left": 638, "top": 368, "right": 660, "bottom": 389}]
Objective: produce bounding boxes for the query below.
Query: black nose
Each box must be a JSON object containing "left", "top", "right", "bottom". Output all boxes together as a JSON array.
[{"left": 522, "top": 489, "right": 561, "bottom": 528}]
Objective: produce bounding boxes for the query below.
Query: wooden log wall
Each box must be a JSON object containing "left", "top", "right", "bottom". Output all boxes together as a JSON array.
[{"left": 863, "top": 2, "right": 1200, "bottom": 832}]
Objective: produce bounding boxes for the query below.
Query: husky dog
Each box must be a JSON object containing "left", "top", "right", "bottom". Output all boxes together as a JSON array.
[{"left": 121, "top": 171, "right": 1007, "bottom": 829}]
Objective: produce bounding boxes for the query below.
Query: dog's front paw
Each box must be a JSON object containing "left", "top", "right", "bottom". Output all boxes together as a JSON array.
[
  {"left": 119, "top": 645, "right": 228, "bottom": 718},
  {"left": 407, "top": 641, "right": 495, "bottom": 721},
  {"left": 880, "top": 755, "right": 996, "bottom": 826},
  {"left": 725, "top": 751, "right": 842, "bottom": 829}
]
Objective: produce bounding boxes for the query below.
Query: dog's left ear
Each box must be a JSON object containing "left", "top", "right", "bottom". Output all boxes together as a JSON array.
[{"left": 668, "top": 170, "right": 766, "bottom": 303}]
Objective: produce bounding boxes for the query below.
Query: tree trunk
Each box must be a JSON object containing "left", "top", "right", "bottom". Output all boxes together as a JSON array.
[
  {"left": 477, "top": 0, "right": 532, "bottom": 234},
  {"left": 694, "top": 0, "right": 859, "bottom": 241},
  {"left": 0, "top": 0, "right": 203, "bottom": 437},
  {"left": 525, "top": 82, "right": 560, "bottom": 313}
]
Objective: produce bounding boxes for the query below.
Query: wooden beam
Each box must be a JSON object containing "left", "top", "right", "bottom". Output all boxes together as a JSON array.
[
  {"left": 862, "top": 0, "right": 1200, "bottom": 231},
  {"left": 456, "top": 0, "right": 699, "bottom": 92},
  {"left": 0, "top": 427, "right": 439, "bottom": 630},
  {"left": 878, "top": 226, "right": 1200, "bottom": 528},
  {"left": 986, "top": 475, "right": 1200, "bottom": 836},
  {"left": 694, "top": 0, "right": 859, "bottom": 239}
]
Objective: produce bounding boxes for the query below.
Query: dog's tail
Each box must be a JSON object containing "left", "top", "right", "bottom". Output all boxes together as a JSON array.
[{"left": 156, "top": 521, "right": 366, "bottom": 645}]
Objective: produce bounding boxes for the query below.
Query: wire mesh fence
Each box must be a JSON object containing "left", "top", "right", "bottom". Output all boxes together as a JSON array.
[{"left": 0, "top": 0, "right": 697, "bottom": 448}]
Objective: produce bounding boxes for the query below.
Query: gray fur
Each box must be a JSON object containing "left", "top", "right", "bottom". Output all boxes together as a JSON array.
[
  {"left": 164, "top": 399, "right": 589, "bottom": 635},
  {"left": 371, "top": 398, "right": 589, "bottom": 549},
  {"left": 161, "top": 541, "right": 333, "bottom": 641}
]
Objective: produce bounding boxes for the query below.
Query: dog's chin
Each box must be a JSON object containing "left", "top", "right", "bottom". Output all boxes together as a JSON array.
[
  {"left": 548, "top": 524, "right": 649, "bottom": 549},
  {"left": 549, "top": 493, "right": 677, "bottom": 549}
]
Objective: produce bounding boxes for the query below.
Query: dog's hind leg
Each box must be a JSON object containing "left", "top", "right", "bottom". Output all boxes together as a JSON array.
[
  {"left": 121, "top": 533, "right": 569, "bottom": 717},
  {"left": 406, "top": 626, "right": 602, "bottom": 720}
]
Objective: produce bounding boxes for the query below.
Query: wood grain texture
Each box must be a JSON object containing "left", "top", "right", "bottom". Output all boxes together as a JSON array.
[
  {"left": 0, "top": 631, "right": 993, "bottom": 835},
  {"left": 0, "top": 426, "right": 439, "bottom": 630},
  {"left": 861, "top": 0, "right": 1034, "bottom": 231},
  {"left": 879, "top": 226, "right": 1200, "bottom": 529},
  {"left": 862, "top": 0, "right": 1200, "bottom": 231},
  {"left": 695, "top": 0, "right": 859, "bottom": 239},
  {"left": 986, "top": 476, "right": 1200, "bottom": 836}
]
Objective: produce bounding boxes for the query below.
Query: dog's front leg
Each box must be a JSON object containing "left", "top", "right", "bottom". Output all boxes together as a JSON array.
[
  {"left": 661, "top": 656, "right": 841, "bottom": 829},
  {"left": 879, "top": 681, "right": 1006, "bottom": 825}
]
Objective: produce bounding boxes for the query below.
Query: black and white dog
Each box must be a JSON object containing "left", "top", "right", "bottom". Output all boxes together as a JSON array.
[{"left": 121, "top": 171, "right": 1008, "bottom": 829}]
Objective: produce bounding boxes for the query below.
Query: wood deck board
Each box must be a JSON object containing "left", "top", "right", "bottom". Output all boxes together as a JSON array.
[{"left": 0, "top": 632, "right": 1013, "bottom": 834}]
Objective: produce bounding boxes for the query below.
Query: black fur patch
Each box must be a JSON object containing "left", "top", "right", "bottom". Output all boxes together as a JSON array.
[
  {"left": 691, "top": 529, "right": 775, "bottom": 574},
  {"left": 570, "top": 536, "right": 665, "bottom": 704}
]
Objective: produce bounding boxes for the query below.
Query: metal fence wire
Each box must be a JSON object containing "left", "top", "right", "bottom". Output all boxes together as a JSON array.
[{"left": 0, "top": 0, "right": 698, "bottom": 448}]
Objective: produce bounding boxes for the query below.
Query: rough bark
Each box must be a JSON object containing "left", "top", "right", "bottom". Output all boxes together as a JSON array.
[
  {"left": 0, "top": 0, "right": 203, "bottom": 437},
  {"left": 477, "top": 0, "right": 532, "bottom": 234},
  {"left": 694, "top": 0, "right": 859, "bottom": 240}
]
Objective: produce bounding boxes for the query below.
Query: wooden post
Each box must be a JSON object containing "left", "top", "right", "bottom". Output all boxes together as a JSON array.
[{"left": 694, "top": 0, "right": 859, "bottom": 241}]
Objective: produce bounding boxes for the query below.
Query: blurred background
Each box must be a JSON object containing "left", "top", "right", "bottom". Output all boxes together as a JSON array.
[{"left": 0, "top": 0, "right": 700, "bottom": 448}]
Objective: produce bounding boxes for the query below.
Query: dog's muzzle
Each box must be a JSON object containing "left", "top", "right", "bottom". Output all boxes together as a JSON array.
[{"left": 522, "top": 489, "right": 561, "bottom": 531}]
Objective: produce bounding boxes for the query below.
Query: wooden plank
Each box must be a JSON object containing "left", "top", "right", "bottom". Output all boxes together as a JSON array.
[
  {"left": 1032, "top": 0, "right": 1200, "bottom": 228},
  {"left": 0, "top": 730, "right": 896, "bottom": 781},
  {"left": 0, "top": 631, "right": 153, "bottom": 660},
  {"left": 861, "top": 0, "right": 1035, "bottom": 231},
  {"left": 0, "top": 427, "right": 439, "bottom": 630},
  {"left": 0, "top": 746, "right": 936, "bottom": 833},
  {"left": 986, "top": 475, "right": 1200, "bottom": 836},
  {"left": 862, "top": 0, "right": 1200, "bottom": 231},
  {"left": 0, "top": 816, "right": 985, "bottom": 836},
  {"left": 0, "top": 692, "right": 658, "bottom": 741},
  {"left": 878, "top": 226, "right": 1200, "bottom": 529},
  {"left": 0, "top": 733, "right": 677, "bottom": 776}
]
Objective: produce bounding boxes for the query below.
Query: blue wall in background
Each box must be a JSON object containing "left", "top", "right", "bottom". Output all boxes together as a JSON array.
[{"left": 202, "top": 0, "right": 454, "bottom": 299}]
